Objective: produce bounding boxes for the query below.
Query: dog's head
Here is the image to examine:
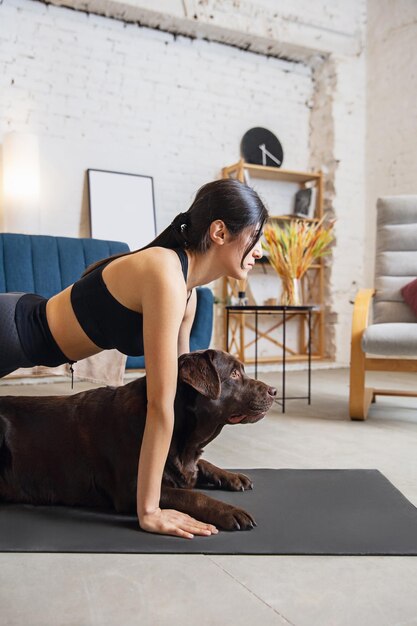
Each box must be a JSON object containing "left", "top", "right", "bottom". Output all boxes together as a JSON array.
[{"left": 178, "top": 349, "right": 276, "bottom": 425}]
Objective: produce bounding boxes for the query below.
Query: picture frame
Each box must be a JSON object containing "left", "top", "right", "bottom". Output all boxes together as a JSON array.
[
  {"left": 293, "top": 184, "right": 317, "bottom": 219},
  {"left": 87, "top": 169, "right": 156, "bottom": 251}
]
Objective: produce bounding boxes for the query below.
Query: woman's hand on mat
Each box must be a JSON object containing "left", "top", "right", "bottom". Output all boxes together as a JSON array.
[{"left": 139, "top": 507, "right": 219, "bottom": 539}]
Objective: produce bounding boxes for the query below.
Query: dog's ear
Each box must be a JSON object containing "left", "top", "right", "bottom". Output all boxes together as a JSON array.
[{"left": 178, "top": 351, "right": 221, "bottom": 399}]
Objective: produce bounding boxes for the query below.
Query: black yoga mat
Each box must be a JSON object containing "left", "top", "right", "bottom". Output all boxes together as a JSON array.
[{"left": 1, "top": 469, "right": 417, "bottom": 555}]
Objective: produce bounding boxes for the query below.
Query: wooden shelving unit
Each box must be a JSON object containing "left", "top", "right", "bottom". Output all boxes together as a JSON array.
[{"left": 221, "top": 159, "right": 326, "bottom": 365}]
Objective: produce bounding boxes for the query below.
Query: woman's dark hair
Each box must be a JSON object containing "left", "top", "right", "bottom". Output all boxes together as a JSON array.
[{"left": 83, "top": 178, "right": 269, "bottom": 276}]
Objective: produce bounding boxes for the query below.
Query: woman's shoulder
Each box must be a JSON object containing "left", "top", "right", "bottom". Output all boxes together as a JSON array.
[
  {"left": 130, "top": 246, "right": 179, "bottom": 264},
  {"left": 128, "top": 247, "right": 183, "bottom": 281}
]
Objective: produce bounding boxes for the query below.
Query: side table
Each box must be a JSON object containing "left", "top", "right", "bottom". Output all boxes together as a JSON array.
[{"left": 225, "top": 305, "right": 314, "bottom": 413}]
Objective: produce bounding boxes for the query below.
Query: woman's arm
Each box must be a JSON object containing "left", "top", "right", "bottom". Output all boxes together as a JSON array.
[
  {"left": 136, "top": 265, "right": 217, "bottom": 539},
  {"left": 177, "top": 289, "right": 197, "bottom": 356}
]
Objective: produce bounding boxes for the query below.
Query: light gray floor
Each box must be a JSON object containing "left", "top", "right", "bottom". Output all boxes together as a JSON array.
[{"left": 1, "top": 367, "right": 417, "bottom": 626}]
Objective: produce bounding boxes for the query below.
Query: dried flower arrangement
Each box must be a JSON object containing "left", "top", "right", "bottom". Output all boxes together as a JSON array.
[{"left": 262, "top": 218, "right": 334, "bottom": 305}]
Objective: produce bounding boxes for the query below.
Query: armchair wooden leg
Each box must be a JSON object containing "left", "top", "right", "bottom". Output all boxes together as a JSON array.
[
  {"left": 349, "top": 348, "right": 373, "bottom": 421},
  {"left": 349, "top": 288, "right": 376, "bottom": 420},
  {"left": 350, "top": 385, "right": 374, "bottom": 420}
]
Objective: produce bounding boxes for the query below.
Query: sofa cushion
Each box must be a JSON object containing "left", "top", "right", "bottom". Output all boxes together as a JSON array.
[
  {"left": 0, "top": 234, "right": 131, "bottom": 385},
  {"left": 189, "top": 287, "right": 214, "bottom": 351},
  {"left": 401, "top": 277, "right": 417, "bottom": 318},
  {"left": 0, "top": 233, "right": 129, "bottom": 298},
  {"left": 374, "top": 197, "right": 417, "bottom": 324},
  {"left": 126, "top": 287, "right": 214, "bottom": 370}
]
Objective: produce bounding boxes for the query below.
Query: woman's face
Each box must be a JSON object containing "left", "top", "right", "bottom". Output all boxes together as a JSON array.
[{"left": 225, "top": 226, "right": 263, "bottom": 280}]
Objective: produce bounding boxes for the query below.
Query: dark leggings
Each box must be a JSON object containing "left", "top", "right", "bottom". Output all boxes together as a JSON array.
[{"left": 0, "top": 293, "right": 34, "bottom": 377}]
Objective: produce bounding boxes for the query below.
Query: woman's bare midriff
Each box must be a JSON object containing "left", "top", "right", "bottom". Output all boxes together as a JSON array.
[{"left": 46, "top": 286, "right": 103, "bottom": 361}]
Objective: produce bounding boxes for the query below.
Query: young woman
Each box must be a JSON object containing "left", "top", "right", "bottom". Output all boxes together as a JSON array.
[{"left": 0, "top": 178, "right": 268, "bottom": 539}]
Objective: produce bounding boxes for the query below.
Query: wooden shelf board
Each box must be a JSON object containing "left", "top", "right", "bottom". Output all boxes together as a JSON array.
[
  {"left": 227, "top": 307, "right": 323, "bottom": 314},
  {"left": 268, "top": 215, "right": 320, "bottom": 223},
  {"left": 235, "top": 355, "right": 324, "bottom": 364},
  {"left": 223, "top": 162, "right": 321, "bottom": 183},
  {"left": 255, "top": 258, "right": 322, "bottom": 269}
]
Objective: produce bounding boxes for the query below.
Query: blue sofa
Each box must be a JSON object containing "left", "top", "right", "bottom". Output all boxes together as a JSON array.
[{"left": 0, "top": 233, "right": 213, "bottom": 370}]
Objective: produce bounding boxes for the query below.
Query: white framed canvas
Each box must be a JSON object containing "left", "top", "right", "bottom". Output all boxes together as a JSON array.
[{"left": 87, "top": 169, "right": 156, "bottom": 251}]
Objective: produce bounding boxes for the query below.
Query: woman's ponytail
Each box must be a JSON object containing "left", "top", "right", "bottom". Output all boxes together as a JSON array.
[{"left": 82, "top": 178, "right": 268, "bottom": 276}]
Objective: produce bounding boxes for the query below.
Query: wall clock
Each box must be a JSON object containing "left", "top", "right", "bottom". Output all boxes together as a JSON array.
[{"left": 240, "top": 127, "right": 283, "bottom": 168}]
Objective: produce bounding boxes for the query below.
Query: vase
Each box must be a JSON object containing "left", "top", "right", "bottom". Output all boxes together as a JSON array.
[{"left": 281, "top": 277, "right": 302, "bottom": 306}]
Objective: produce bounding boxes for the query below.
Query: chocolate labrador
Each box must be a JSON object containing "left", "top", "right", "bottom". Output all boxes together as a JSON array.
[{"left": 0, "top": 349, "right": 276, "bottom": 531}]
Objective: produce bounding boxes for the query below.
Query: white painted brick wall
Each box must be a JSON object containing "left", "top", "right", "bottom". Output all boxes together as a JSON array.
[
  {"left": 46, "top": 0, "right": 365, "bottom": 58},
  {"left": 0, "top": 0, "right": 369, "bottom": 365},
  {"left": 331, "top": 53, "right": 366, "bottom": 364},
  {"left": 366, "top": 0, "right": 417, "bottom": 285}
]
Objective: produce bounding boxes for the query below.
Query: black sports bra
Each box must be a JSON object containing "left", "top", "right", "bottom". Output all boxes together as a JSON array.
[{"left": 70, "top": 248, "right": 191, "bottom": 356}]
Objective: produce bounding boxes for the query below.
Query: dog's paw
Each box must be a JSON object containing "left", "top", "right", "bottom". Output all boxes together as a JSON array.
[
  {"left": 217, "top": 505, "right": 257, "bottom": 531},
  {"left": 221, "top": 471, "right": 253, "bottom": 491},
  {"left": 203, "top": 469, "right": 253, "bottom": 491},
  {"left": 232, "top": 474, "right": 253, "bottom": 491}
]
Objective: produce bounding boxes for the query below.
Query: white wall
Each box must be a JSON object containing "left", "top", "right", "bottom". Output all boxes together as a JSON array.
[
  {"left": 366, "top": 0, "right": 417, "bottom": 285},
  {"left": 0, "top": 0, "right": 369, "bottom": 364}
]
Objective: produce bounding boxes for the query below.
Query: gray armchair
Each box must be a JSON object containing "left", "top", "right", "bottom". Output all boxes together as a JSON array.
[{"left": 349, "top": 196, "right": 417, "bottom": 420}]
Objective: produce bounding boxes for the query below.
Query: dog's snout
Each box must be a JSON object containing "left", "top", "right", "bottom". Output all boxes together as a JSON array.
[{"left": 268, "top": 386, "right": 277, "bottom": 397}]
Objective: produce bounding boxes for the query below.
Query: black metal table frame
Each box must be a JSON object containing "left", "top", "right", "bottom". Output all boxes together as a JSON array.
[{"left": 226, "top": 305, "right": 313, "bottom": 413}]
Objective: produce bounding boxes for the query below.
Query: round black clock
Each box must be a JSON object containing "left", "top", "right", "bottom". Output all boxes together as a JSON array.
[{"left": 240, "top": 127, "right": 283, "bottom": 168}]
